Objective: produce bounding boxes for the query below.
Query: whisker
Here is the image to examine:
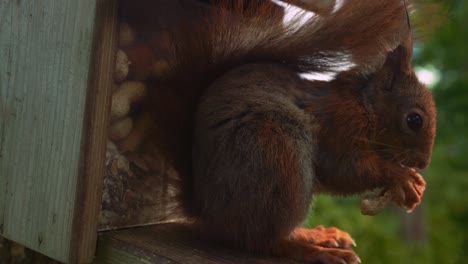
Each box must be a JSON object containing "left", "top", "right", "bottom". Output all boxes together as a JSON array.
[
  {"left": 353, "top": 137, "right": 403, "bottom": 150},
  {"left": 377, "top": 128, "right": 387, "bottom": 136}
]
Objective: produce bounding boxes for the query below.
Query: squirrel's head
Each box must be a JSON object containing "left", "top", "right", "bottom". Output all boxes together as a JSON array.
[{"left": 364, "top": 38, "right": 437, "bottom": 170}]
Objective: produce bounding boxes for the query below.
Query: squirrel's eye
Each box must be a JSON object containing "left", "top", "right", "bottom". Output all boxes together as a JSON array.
[{"left": 406, "top": 113, "right": 423, "bottom": 131}]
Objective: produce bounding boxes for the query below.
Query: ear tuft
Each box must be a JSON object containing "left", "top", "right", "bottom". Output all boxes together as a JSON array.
[{"left": 384, "top": 33, "right": 413, "bottom": 74}]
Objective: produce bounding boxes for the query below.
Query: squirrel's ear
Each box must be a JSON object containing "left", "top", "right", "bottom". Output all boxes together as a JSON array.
[{"left": 384, "top": 33, "right": 413, "bottom": 74}]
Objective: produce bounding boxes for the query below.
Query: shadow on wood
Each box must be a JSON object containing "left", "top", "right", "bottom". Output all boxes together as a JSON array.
[{"left": 96, "top": 223, "right": 299, "bottom": 264}]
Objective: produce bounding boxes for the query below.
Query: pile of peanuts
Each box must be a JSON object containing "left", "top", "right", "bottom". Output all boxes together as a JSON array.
[
  {"left": 109, "top": 22, "right": 142, "bottom": 152},
  {"left": 109, "top": 23, "right": 170, "bottom": 153}
]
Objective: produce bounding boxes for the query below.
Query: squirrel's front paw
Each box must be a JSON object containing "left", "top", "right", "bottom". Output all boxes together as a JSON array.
[
  {"left": 391, "top": 168, "right": 426, "bottom": 212},
  {"left": 292, "top": 226, "right": 356, "bottom": 249}
]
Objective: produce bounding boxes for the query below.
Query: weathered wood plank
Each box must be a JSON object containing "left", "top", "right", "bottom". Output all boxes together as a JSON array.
[
  {"left": 0, "top": 0, "right": 117, "bottom": 262},
  {"left": 71, "top": 0, "right": 119, "bottom": 263},
  {"left": 0, "top": 0, "right": 12, "bottom": 241},
  {"left": 96, "top": 223, "right": 300, "bottom": 264}
]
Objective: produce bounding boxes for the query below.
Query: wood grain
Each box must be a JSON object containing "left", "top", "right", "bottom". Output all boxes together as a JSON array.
[
  {"left": 96, "top": 223, "right": 299, "bottom": 264},
  {"left": 0, "top": 0, "right": 117, "bottom": 262},
  {"left": 71, "top": 0, "right": 118, "bottom": 263}
]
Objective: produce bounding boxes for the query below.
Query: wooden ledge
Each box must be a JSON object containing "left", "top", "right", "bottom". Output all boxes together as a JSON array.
[{"left": 95, "top": 223, "right": 298, "bottom": 264}]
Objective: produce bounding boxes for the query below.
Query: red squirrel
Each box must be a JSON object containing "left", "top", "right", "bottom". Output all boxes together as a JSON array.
[{"left": 119, "top": 0, "right": 436, "bottom": 263}]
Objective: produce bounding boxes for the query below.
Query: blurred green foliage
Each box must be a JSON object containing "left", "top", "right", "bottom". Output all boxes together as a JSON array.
[{"left": 306, "top": 0, "right": 468, "bottom": 263}]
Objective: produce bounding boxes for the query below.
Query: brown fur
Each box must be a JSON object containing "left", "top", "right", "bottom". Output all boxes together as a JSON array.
[{"left": 120, "top": 0, "right": 436, "bottom": 263}]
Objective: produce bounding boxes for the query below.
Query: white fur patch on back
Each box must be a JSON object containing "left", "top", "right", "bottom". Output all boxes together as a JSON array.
[{"left": 271, "top": 0, "right": 316, "bottom": 31}]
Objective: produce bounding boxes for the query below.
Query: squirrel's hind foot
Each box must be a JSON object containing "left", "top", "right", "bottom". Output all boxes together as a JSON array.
[
  {"left": 292, "top": 226, "right": 356, "bottom": 249},
  {"left": 271, "top": 239, "right": 360, "bottom": 264}
]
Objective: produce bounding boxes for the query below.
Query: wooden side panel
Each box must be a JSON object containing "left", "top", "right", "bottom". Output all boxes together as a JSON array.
[
  {"left": 0, "top": 0, "right": 11, "bottom": 241},
  {"left": 72, "top": 0, "right": 119, "bottom": 262},
  {"left": 0, "top": 0, "right": 117, "bottom": 262}
]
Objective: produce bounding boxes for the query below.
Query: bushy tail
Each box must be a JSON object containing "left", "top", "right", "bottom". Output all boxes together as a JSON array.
[{"left": 167, "top": 0, "right": 412, "bottom": 92}]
